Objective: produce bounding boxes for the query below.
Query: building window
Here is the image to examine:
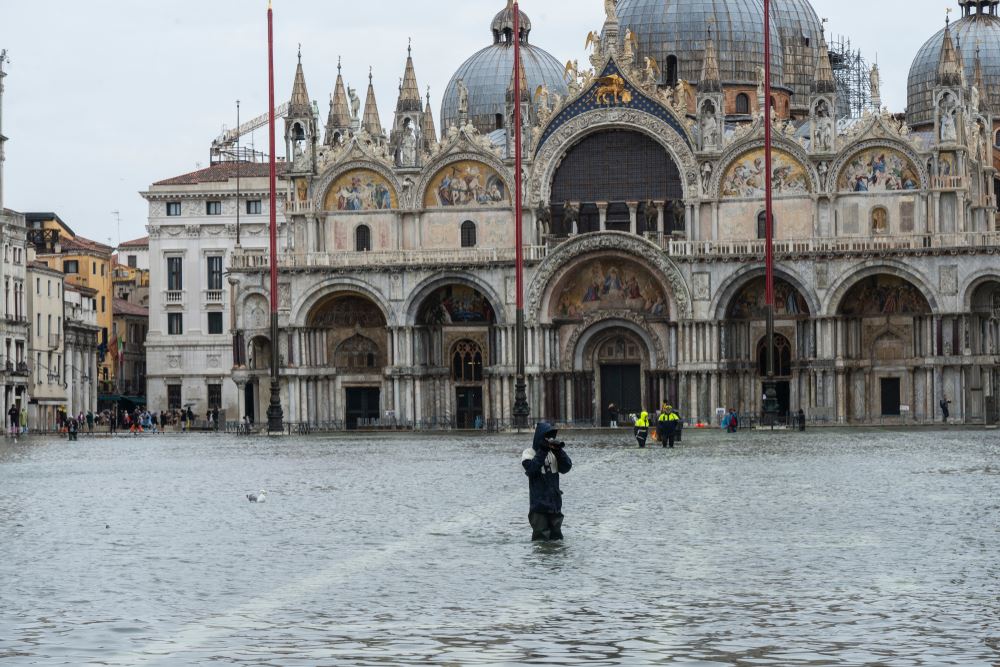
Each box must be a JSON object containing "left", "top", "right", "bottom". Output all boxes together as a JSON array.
[
  {"left": 167, "top": 385, "right": 182, "bottom": 410},
  {"left": 757, "top": 211, "right": 776, "bottom": 239},
  {"left": 167, "top": 257, "right": 183, "bottom": 291},
  {"left": 665, "top": 55, "right": 678, "bottom": 86},
  {"left": 168, "top": 313, "right": 183, "bottom": 335},
  {"left": 47, "top": 280, "right": 51, "bottom": 297},
  {"left": 207, "top": 384, "right": 222, "bottom": 410},
  {"left": 246, "top": 200, "right": 262, "bottom": 215},
  {"left": 206, "top": 201, "right": 222, "bottom": 216},
  {"left": 207, "top": 311, "right": 224, "bottom": 335},
  {"left": 127, "top": 255, "right": 137, "bottom": 268},
  {"left": 35, "top": 278, "right": 40, "bottom": 294},
  {"left": 460, "top": 220, "right": 477, "bottom": 248},
  {"left": 64, "top": 260, "right": 79, "bottom": 274},
  {"left": 355, "top": 225, "right": 372, "bottom": 252},
  {"left": 101, "top": 296, "right": 106, "bottom": 313},
  {"left": 452, "top": 340, "right": 484, "bottom": 383},
  {"left": 166, "top": 202, "right": 182, "bottom": 217},
  {"left": 735, "top": 93, "right": 750, "bottom": 115},
  {"left": 206, "top": 256, "right": 223, "bottom": 291}
]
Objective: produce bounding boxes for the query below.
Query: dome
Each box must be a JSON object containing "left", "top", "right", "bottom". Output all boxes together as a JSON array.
[
  {"left": 441, "top": 5, "right": 568, "bottom": 135},
  {"left": 907, "top": 3, "right": 1000, "bottom": 127},
  {"left": 615, "top": 0, "right": 786, "bottom": 90},
  {"left": 771, "top": 0, "right": 826, "bottom": 112}
]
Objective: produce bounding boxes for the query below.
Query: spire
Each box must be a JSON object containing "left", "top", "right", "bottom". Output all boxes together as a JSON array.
[
  {"left": 288, "top": 47, "right": 312, "bottom": 118},
  {"left": 325, "top": 57, "right": 352, "bottom": 144},
  {"left": 396, "top": 39, "right": 422, "bottom": 114},
  {"left": 698, "top": 26, "right": 722, "bottom": 93},
  {"left": 812, "top": 31, "right": 837, "bottom": 95},
  {"left": 421, "top": 86, "right": 438, "bottom": 151},
  {"left": 975, "top": 43, "right": 990, "bottom": 113},
  {"left": 362, "top": 68, "right": 384, "bottom": 138},
  {"left": 938, "top": 15, "right": 965, "bottom": 87},
  {"left": 506, "top": 55, "right": 529, "bottom": 102}
]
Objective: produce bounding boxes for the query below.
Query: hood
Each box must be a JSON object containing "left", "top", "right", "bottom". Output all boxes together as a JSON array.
[
  {"left": 640, "top": 411, "right": 648, "bottom": 420},
  {"left": 533, "top": 422, "right": 557, "bottom": 449}
]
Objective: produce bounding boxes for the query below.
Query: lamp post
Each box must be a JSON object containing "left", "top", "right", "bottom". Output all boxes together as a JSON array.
[
  {"left": 511, "top": 3, "right": 530, "bottom": 430},
  {"left": 762, "top": 0, "right": 780, "bottom": 423},
  {"left": 265, "top": 0, "right": 284, "bottom": 433}
]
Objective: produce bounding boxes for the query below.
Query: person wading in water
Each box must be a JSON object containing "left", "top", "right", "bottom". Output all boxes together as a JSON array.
[{"left": 521, "top": 422, "right": 572, "bottom": 541}]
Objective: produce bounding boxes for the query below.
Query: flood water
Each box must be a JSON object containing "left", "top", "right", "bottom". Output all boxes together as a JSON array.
[{"left": 1, "top": 428, "right": 998, "bottom": 666}]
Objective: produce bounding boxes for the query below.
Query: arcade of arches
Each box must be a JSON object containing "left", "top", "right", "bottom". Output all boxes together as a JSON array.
[{"left": 237, "top": 264, "right": 1000, "bottom": 426}]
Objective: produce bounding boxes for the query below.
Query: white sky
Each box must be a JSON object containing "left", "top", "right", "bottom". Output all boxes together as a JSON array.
[{"left": 1, "top": 0, "right": 948, "bottom": 244}]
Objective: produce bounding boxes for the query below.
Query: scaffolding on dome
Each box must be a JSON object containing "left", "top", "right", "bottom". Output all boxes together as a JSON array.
[{"left": 828, "top": 35, "right": 875, "bottom": 119}]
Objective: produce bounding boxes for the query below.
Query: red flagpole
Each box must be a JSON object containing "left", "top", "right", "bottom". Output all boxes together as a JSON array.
[
  {"left": 265, "top": 0, "right": 283, "bottom": 431},
  {"left": 511, "top": 3, "right": 529, "bottom": 428},
  {"left": 267, "top": 0, "right": 278, "bottom": 317}
]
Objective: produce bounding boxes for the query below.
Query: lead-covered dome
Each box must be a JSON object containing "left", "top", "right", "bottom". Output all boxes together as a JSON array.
[
  {"left": 441, "top": 4, "right": 568, "bottom": 136},
  {"left": 908, "top": 2, "right": 1000, "bottom": 126},
  {"left": 615, "top": 0, "right": 787, "bottom": 89},
  {"left": 771, "top": 0, "right": 826, "bottom": 113}
]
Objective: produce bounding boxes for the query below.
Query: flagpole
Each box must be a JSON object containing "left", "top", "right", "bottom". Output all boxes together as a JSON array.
[
  {"left": 265, "top": 0, "right": 284, "bottom": 433},
  {"left": 762, "top": 0, "right": 778, "bottom": 423},
  {"left": 511, "top": 3, "right": 530, "bottom": 430}
]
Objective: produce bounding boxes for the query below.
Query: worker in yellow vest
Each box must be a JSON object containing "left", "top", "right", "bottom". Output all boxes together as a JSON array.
[
  {"left": 657, "top": 405, "right": 680, "bottom": 448},
  {"left": 634, "top": 411, "right": 650, "bottom": 448}
]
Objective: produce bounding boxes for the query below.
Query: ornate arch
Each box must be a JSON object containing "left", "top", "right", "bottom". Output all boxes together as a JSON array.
[
  {"left": 291, "top": 278, "right": 395, "bottom": 327},
  {"left": 312, "top": 159, "right": 404, "bottom": 212},
  {"left": 822, "top": 260, "right": 939, "bottom": 316},
  {"left": 961, "top": 270, "right": 1000, "bottom": 312},
  {"left": 404, "top": 272, "right": 508, "bottom": 326},
  {"left": 526, "top": 232, "right": 691, "bottom": 324},
  {"left": 829, "top": 139, "right": 930, "bottom": 195},
  {"left": 566, "top": 311, "right": 666, "bottom": 372},
  {"left": 415, "top": 149, "right": 513, "bottom": 212},
  {"left": 710, "top": 137, "right": 819, "bottom": 199},
  {"left": 529, "top": 108, "right": 698, "bottom": 206},
  {"left": 711, "top": 264, "right": 820, "bottom": 321}
]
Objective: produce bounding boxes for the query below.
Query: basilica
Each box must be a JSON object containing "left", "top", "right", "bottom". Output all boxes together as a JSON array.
[{"left": 145, "top": 0, "right": 1000, "bottom": 427}]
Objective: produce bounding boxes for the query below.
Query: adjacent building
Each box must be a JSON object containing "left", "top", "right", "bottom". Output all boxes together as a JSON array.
[
  {"left": 111, "top": 298, "right": 148, "bottom": 407},
  {"left": 0, "top": 208, "right": 28, "bottom": 421},
  {"left": 26, "top": 254, "right": 65, "bottom": 428},
  {"left": 63, "top": 284, "right": 100, "bottom": 417}
]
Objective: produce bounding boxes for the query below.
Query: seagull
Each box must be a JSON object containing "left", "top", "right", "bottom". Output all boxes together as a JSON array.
[{"left": 247, "top": 490, "right": 267, "bottom": 503}]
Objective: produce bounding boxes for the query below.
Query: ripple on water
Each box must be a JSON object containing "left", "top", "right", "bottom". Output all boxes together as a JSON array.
[{"left": 0, "top": 429, "right": 998, "bottom": 665}]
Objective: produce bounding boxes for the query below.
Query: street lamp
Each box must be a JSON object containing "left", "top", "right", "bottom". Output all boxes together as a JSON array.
[{"left": 511, "top": 2, "right": 530, "bottom": 429}]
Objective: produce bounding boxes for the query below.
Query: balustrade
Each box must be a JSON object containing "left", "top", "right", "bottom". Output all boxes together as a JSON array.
[{"left": 229, "top": 231, "right": 1000, "bottom": 271}]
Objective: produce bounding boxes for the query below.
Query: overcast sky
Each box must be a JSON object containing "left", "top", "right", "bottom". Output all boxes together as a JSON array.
[{"left": 1, "top": 0, "right": 948, "bottom": 244}]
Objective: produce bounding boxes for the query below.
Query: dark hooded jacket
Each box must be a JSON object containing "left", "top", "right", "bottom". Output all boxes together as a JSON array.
[{"left": 521, "top": 422, "right": 572, "bottom": 514}]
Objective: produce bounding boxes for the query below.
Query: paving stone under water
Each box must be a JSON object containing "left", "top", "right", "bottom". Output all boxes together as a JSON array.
[{"left": 1, "top": 429, "right": 998, "bottom": 665}]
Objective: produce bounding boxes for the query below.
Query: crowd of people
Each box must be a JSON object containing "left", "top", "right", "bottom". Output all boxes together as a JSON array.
[{"left": 4, "top": 405, "right": 226, "bottom": 437}]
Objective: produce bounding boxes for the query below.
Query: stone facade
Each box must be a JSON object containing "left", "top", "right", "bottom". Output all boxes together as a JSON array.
[{"left": 151, "top": 2, "right": 1000, "bottom": 427}]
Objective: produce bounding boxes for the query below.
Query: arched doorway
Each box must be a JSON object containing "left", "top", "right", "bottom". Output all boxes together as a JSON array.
[
  {"left": 756, "top": 333, "right": 793, "bottom": 414},
  {"left": 837, "top": 274, "right": 932, "bottom": 422},
  {"left": 307, "top": 294, "right": 388, "bottom": 429},
  {"left": 415, "top": 283, "right": 497, "bottom": 427},
  {"left": 722, "top": 276, "right": 811, "bottom": 416},
  {"left": 968, "top": 279, "right": 1000, "bottom": 423},
  {"left": 548, "top": 129, "right": 684, "bottom": 236},
  {"left": 593, "top": 331, "right": 644, "bottom": 426}
]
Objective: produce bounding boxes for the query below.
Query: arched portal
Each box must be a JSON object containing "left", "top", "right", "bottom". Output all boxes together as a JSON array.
[
  {"left": 836, "top": 273, "right": 933, "bottom": 422},
  {"left": 721, "top": 276, "right": 811, "bottom": 418},
  {"left": 548, "top": 129, "right": 684, "bottom": 236},
  {"left": 966, "top": 278, "right": 1000, "bottom": 423},
  {"left": 413, "top": 284, "right": 498, "bottom": 428},
  {"left": 306, "top": 294, "right": 388, "bottom": 429}
]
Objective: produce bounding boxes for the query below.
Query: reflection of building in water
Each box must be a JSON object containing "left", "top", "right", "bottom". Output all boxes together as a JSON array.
[{"left": 145, "top": 0, "right": 1000, "bottom": 427}]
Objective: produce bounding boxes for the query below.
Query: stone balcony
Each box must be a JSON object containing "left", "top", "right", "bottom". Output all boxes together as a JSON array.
[{"left": 228, "top": 231, "right": 1000, "bottom": 271}]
